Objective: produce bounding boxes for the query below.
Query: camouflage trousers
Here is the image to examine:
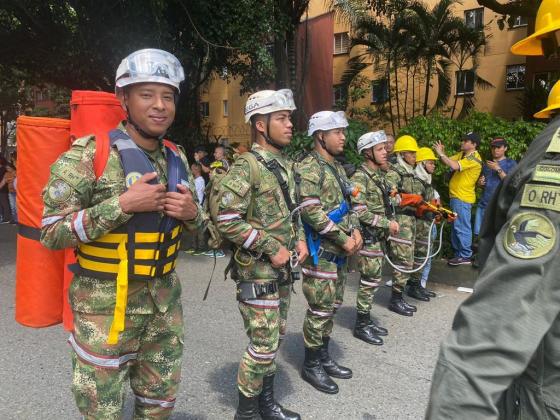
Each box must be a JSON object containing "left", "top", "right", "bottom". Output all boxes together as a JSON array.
[
  {"left": 356, "top": 242, "right": 384, "bottom": 314},
  {"left": 411, "top": 219, "right": 433, "bottom": 283},
  {"left": 388, "top": 214, "right": 416, "bottom": 292},
  {"left": 302, "top": 259, "right": 347, "bottom": 349},
  {"left": 70, "top": 303, "right": 184, "bottom": 420},
  {"left": 278, "top": 282, "right": 291, "bottom": 340},
  {"left": 237, "top": 288, "right": 280, "bottom": 398}
]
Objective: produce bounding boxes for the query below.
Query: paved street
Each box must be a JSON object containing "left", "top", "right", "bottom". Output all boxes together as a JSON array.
[{"left": 0, "top": 224, "right": 475, "bottom": 419}]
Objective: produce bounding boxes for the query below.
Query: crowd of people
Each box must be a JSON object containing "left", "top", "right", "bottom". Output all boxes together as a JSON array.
[
  {"left": 0, "top": 152, "right": 17, "bottom": 224},
  {"left": 25, "top": 2, "right": 560, "bottom": 417}
]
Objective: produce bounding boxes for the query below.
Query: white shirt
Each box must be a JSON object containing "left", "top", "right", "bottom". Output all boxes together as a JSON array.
[{"left": 194, "top": 176, "right": 205, "bottom": 204}]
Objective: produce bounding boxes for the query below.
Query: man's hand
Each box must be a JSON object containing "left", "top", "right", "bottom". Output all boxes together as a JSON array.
[
  {"left": 295, "top": 240, "right": 309, "bottom": 263},
  {"left": 342, "top": 236, "right": 357, "bottom": 255},
  {"left": 486, "top": 160, "right": 500, "bottom": 171},
  {"left": 433, "top": 141, "right": 445, "bottom": 156},
  {"left": 352, "top": 229, "right": 363, "bottom": 251},
  {"left": 389, "top": 220, "right": 400, "bottom": 236},
  {"left": 164, "top": 184, "right": 198, "bottom": 221},
  {"left": 270, "top": 245, "right": 291, "bottom": 268},
  {"left": 119, "top": 172, "right": 166, "bottom": 213}
]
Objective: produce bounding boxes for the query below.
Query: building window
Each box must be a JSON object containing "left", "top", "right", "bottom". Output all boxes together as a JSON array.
[
  {"left": 506, "top": 64, "right": 525, "bottom": 90},
  {"left": 512, "top": 15, "right": 528, "bottom": 27},
  {"left": 465, "top": 8, "right": 484, "bottom": 30},
  {"left": 371, "top": 78, "right": 389, "bottom": 104},
  {"left": 333, "top": 84, "right": 347, "bottom": 106},
  {"left": 200, "top": 101, "right": 209, "bottom": 118},
  {"left": 456, "top": 70, "right": 475, "bottom": 96},
  {"left": 334, "top": 33, "right": 350, "bottom": 55},
  {"left": 223, "top": 100, "right": 229, "bottom": 117},
  {"left": 534, "top": 72, "right": 560, "bottom": 90}
]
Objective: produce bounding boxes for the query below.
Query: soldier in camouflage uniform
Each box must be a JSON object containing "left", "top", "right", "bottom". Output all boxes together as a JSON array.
[
  {"left": 215, "top": 89, "right": 306, "bottom": 420},
  {"left": 40, "top": 49, "right": 203, "bottom": 419},
  {"left": 351, "top": 131, "right": 400, "bottom": 345},
  {"left": 409, "top": 147, "right": 439, "bottom": 300},
  {"left": 385, "top": 135, "right": 426, "bottom": 316},
  {"left": 297, "top": 111, "right": 362, "bottom": 394}
]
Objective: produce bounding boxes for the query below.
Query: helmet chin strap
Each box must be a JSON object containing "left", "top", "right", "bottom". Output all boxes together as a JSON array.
[
  {"left": 260, "top": 115, "right": 285, "bottom": 150},
  {"left": 126, "top": 105, "right": 166, "bottom": 142},
  {"left": 318, "top": 133, "right": 338, "bottom": 157},
  {"left": 365, "top": 149, "right": 382, "bottom": 166}
]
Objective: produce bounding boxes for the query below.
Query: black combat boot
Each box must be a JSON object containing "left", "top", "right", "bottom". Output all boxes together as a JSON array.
[
  {"left": 407, "top": 282, "right": 430, "bottom": 302},
  {"left": 301, "top": 347, "right": 339, "bottom": 394},
  {"left": 259, "top": 374, "right": 301, "bottom": 420},
  {"left": 388, "top": 291, "right": 413, "bottom": 316},
  {"left": 234, "top": 391, "right": 260, "bottom": 420},
  {"left": 368, "top": 319, "right": 388, "bottom": 336},
  {"left": 320, "top": 336, "right": 354, "bottom": 377},
  {"left": 402, "top": 297, "right": 417, "bottom": 312},
  {"left": 419, "top": 285, "right": 436, "bottom": 298},
  {"left": 353, "top": 312, "right": 383, "bottom": 345}
]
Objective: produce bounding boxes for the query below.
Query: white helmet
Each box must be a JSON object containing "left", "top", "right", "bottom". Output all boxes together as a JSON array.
[
  {"left": 244, "top": 89, "right": 296, "bottom": 123},
  {"left": 115, "top": 49, "right": 185, "bottom": 93},
  {"left": 357, "top": 130, "right": 387, "bottom": 154},
  {"left": 307, "top": 111, "right": 349, "bottom": 136}
]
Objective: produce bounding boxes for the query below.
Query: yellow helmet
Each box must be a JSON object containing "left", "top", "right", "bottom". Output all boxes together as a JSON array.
[
  {"left": 393, "top": 135, "right": 419, "bottom": 153},
  {"left": 511, "top": 0, "right": 560, "bottom": 56},
  {"left": 534, "top": 80, "right": 560, "bottom": 119},
  {"left": 416, "top": 147, "right": 437, "bottom": 162}
]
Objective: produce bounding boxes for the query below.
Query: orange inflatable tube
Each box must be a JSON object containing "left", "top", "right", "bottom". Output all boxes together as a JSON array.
[{"left": 15, "top": 116, "right": 72, "bottom": 327}]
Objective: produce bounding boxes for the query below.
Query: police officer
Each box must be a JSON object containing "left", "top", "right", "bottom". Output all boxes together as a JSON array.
[
  {"left": 215, "top": 89, "right": 306, "bottom": 420},
  {"left": 41, "top": 49, "right": 202, "bottom": 419},
  {"left": 297, "top": 111, "right": 362, "bottom": 394},
  {"left": 426, "top": 1, "right": 560, "bottom": 417},
  {"left": 385, "top": 135, "right": 425, "bottom": 316},
  {"left": 351, "top": 131, "right": 400, "bottom": 345}
]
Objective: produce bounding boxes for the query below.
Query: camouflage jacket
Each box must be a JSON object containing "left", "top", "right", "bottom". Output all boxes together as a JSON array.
[
  {"left": 297, "top": 151, "right": 359, "bottom": 255},
  {"left": 351, "top": 164, "right": 395, "bottom": 235},
  {"left": 385, "top": 161, "right": 425, "bottom": 213},
  {"left": 216, "top": 143, "right": 304, "bottom": 282},
  {"left": 40, "top": 122, "right": 204, "bottom": 315}
]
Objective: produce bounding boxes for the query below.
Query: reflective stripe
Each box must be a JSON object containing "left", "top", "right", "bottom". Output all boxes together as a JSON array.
[
  {"left": 242, "top": 229, "right": 258, "bottom": 249},
  {"left": 319, "top": 220, "right": 335, "bottom": 235},
  {"left": 300, "top": 198, "right": 321, "bottom": 208},
  {"left": 371, "top": 214, "right": 380, "bottom": 227},
  {"left": 135, "top": 395, "right": 175, "bottom": 409},
  {"left": 358, "top": 249, "right": 384, "bottom": 258},
  {"left": 41, "top": 215, "right": 63, "bottom": 227},
  {"left": 394, "top": 264, "right": 413, "bottom": 270},
  {"left": 309, "top": 308, "right": 332, "bottom": 317},
  {"left": 352, "top": 204, "right": 367, "bottom": 211},
  {"left": 333, "top": 302, "right": 342, "bottom": 309},
  {"left": 360, "top": 278, "right": 381, "bottom": 287},
  {"left": 73, "top": 210, "right": 90, "bottom": 243},
  {"left": 388, "top": 236, "right": 412, "bottom": 246},
  {"left": 217, "top": 213, "right": 241, "bottom": 222},
  {"left": 241, "top": 299, "right": 280, "bottom": 308},
  {"left": 416, "top": 239, "right": 429, "bottom": 246},
  {"left": 248, "top": 345, "right": 276, "bottom": 360},
  {"left": 302, "top": 267, "right": 338, "bottom": 280},
  {"left": 68, "top": 335, "right": 137, "bottom": 369}
]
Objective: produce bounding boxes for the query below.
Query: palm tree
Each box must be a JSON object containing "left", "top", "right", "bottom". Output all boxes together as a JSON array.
[{"left": 405, "top": 0, "right": 465, "bottom": 115}]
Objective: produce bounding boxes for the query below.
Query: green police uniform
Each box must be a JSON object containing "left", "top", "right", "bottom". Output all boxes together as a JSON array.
[
  {"left": 385, "top": 161, "right": 425, "bottom": 293},
  {"left": 297, "top": 151, "right": 359, "bottom": 349},
  {"left": 215, "top": 143, "right": 302, "bottom": 398},
  {"left": 41, "top": 122, "right": 203, "bottom": 419},
  {"left": 426, "top": 116, "right": 560, "bottom": 419}
]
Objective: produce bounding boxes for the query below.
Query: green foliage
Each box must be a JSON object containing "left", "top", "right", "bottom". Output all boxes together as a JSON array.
[{"left": 398, "top": 112, "right": 545, "bottom": 203}]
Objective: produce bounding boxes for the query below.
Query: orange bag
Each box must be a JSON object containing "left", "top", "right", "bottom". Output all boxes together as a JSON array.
[
  {"left": 61, "top": 91, "right": 126, "bottom": 330},
  {"left": 15, "top": 116, "right": 72, "bottom": 327}
]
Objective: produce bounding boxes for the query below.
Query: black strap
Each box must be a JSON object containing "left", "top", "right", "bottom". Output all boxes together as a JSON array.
[
  {"left": 18, "top": 223, "right": 41, "bottom": 241},
  {"left": 251, "top": 151, "right": 296, "bottom": 212},
  {"left": 321, "top": 158, "right": 350, "bottom": 203},
  {"left": 357, "top": 167, "right": 394, "bottom": 218}
]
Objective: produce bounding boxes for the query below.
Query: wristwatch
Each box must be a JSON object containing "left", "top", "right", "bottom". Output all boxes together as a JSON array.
[{"left": 497, "top": 168, "right": 504, "bottom": 174}]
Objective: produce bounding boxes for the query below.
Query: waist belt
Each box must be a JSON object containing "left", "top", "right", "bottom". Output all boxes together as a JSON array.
[
  {"left": 318, "top": 247, "right": 346, "bottom": 265},
  {"left": 238, "top": 281, "right": 279, "bottom": 300}
]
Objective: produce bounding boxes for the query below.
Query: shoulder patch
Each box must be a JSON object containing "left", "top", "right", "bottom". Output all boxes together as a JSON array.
[
  {"left": 504, "top": 211, "right": 556, "bottom": 259},
  {"left": 521, "top": 183, "right": 560, "bottom": 212},
  {"left": 532, "top": 164, "right": 560, "bottom": 185},
  {"left": 545, "top": 128, "right": 560, "bottom": 154},
  {"left": 46, "top": 179, "right": 72, "bottom": 203},
  {"left": 222, "top": 176, "right": 251, "bottom": 197}
]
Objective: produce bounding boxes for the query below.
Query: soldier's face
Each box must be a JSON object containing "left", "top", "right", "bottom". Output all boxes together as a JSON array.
[
  {"left": 385, "top": 135, "right": 395, "bottom": 153},
  {"left": 122, "top": 83, "right": 176, "bottom": 137},
  {"left": 322, "top": 128, "right": 346, "bottom": 155},
  {"left": 423, "top": 160, "right": 436, "bottom": 174},
  {"left": 372, "top": 143, "right": 387, "bottom": 165},
  {"left": 267, "top": 111, "right": 293, "bottom": 147},
  {"left": 402, "top": 151, "right": 416, "bottom": 166}
]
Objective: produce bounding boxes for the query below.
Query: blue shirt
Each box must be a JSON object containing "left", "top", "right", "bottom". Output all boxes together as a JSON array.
[{"left": 478, "top": 158, "right": 517, "bottom": 208}]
